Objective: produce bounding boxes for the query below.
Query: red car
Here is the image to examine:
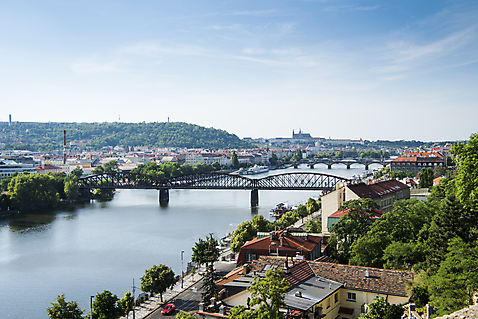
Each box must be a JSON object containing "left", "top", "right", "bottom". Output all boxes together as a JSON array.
[{"left": 161, "top": 303, "right": 176, "bottom": 315}]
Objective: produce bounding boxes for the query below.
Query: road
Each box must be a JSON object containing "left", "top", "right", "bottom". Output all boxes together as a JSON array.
[{"left": 145, "top": 261, "right": 235, "bottom": 319}]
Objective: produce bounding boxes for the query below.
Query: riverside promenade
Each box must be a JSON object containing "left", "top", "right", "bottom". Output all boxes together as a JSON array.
[
  {"left": 120, "top": 268, "right": 204, "bottom": 319},
  {"left": 121, "top": 252, "right": 235, "bottom": 319}
]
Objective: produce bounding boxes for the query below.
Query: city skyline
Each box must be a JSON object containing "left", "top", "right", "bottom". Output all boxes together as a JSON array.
[{"left": 1, "top": 0, "right": 477, "bottom": 141}]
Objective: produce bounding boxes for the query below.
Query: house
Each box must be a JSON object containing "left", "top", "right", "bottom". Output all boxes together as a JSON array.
[
  {"left": 221, "top": 256, "right": 413, "bottom": 319},
  {"left": 34, "top": 164, "right": 64, "bottom": 175},
  {"left": 235, "top": 230, "right": 326, "bottom": 266},
  {"left": 390, "top": 152, "right": 444, "bottom": 175},
  {"left": 321, "top": 180, "right": 410, "bottom": 234}
]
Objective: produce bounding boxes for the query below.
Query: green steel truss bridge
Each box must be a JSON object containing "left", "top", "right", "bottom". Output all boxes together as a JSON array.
[{"left": 78, "top": 172, "right": 349, "bottom": 206}]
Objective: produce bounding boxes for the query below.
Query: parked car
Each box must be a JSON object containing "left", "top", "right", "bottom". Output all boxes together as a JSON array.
[{"left": 161, "top": 303, "right": 176, "bottom": 315}]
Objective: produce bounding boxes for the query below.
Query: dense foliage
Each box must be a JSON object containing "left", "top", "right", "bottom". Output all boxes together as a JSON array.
[
  {"left": 229, "top": 269, "right": 289, "bottom": 319},
  {"left": 229, "top": 199, "right": 321, "bottom": 253},
  {"left": 328, "top": 133, "right": 478, "bottom": 316},
  {"left": 140, "top": 264, "right": 176, "bottom": 302},
  {"left": 46, "top": 294, "right": 84, "bottom": 319},
  {"left": 0, "top": 121, "right": 253, "bottom": 151}
]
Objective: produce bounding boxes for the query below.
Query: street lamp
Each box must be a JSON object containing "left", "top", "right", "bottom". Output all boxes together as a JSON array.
[
  {"left": 181, "top": 250, "right": 185, "bottom": 289},
  {"left": 90, "top": 295, "right": 94, "bottom": 319}
]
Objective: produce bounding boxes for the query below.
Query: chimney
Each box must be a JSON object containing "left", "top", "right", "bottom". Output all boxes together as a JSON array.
[
  {"left": 63, "top": 130, "right": 67, "bottom": 165},
  {"left": 219, "top": 305, "right": 226, "bottom": 315},
  {"left": 199, "top": 302, "right": 204, "bottom": 312},
  {"left": 365, "top": 270, "right": 370, "bottom": 278},
  {"left": 9, "top": 114, "right": 11, "bottom": 126}
]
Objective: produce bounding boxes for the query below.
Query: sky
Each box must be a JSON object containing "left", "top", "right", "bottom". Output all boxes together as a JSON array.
[{"left": 0, "top": 0, "right": 477, "bottom": 142}]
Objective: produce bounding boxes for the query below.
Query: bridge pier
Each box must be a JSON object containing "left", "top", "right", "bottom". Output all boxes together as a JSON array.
[
  {"left": 309, "top": 163, "right": 315, "bottom": 169},
  {"left": 251, "top": 189, "right": 259, "bottom": 207},
  {"left": 293, "top": 164, "right": 298, "bottom": 169},
  {"left": 365, "top": 164, "right": 369, "bottom": 170},
  {"left": 346, "top": 164, "right": 351, "bottom": 169},
  {"left": 159, "top": 188, "right": 169, "bottom": 206},
  {"left": 327, "top": 164, "right": 332, "bottom": 169}
]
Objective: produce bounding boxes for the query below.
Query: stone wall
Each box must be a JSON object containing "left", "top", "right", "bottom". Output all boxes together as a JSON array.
[{"left": 434, "top": 304, "right": 478, "bottom": 319}]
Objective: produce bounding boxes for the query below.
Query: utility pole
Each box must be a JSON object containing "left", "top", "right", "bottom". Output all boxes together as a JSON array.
[
  {"left": 132, "top": 278, "right": 138, "bottom": 319},
  {"left": 181, "top": 250, "right": 184, "bottom": 289},
  {"left": 90, "top": 295, "right": 94, "bottom": 319}
]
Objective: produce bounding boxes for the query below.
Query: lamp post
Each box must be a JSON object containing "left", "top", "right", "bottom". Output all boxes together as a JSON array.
[
  {"left": 181, "top": 250, "right": 184, "bottom": 289},
  {"left": 90, "top": 295, "right": 94, "bottom": 319}
]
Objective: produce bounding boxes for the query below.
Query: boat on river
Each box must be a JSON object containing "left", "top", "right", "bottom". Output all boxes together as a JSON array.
[{"left": 270, "top": 202, "right": 294, "bottom": 218}]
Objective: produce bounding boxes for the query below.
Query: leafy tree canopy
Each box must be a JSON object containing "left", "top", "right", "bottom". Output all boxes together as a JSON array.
[
  {"left": 140, "top": 264, "right": 176, "bottom": 302},
  {"left": 46, "top": 294, "right": 84, "bottom": 319}
]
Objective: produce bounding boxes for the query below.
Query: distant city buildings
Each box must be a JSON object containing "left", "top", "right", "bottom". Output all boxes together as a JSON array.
[{"left": 390, "top": 152, "right": 445, "bottom": 174}]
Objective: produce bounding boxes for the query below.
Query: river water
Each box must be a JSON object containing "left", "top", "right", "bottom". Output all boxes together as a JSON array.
[{"left": 0, "top": 164, "right": 380, "bottom": 318}]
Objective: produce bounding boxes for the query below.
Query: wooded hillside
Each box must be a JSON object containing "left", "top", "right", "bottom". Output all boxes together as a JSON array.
[{"left": 0, "top": 122, "right": 253, "bottom": 151}]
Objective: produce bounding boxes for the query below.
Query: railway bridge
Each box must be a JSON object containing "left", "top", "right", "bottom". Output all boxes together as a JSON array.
[{"left": 78, "top": 172, "right": 350, "bottom": 206}]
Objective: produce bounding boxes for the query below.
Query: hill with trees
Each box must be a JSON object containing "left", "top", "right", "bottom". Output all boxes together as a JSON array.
[{"left": 0, "top": 121, "right": 253, "bottom": 151}]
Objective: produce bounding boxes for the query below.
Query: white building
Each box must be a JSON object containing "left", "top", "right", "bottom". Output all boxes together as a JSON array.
[{"left": 0, "top": 160, "right": 35, "bottom": 179}]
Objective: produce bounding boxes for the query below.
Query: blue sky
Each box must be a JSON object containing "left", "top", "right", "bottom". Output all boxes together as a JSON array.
[{"left": 1, "top": 0, "right": 477, "bottom": 141}]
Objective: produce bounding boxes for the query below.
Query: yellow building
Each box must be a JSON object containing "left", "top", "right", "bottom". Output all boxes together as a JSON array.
[{"left": 221, "top": 256, "right": 413, "bottom": 319}]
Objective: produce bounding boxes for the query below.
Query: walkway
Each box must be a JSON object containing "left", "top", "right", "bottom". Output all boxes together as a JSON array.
[
  {"left": 121, "top": 258, "right": 236, "bottom": 319},
  {"left": 120, "top": 268, "right": 204, "bottom": 319},
  {"left": 291, "top": 210, "right": 321, "bottom": 229}
]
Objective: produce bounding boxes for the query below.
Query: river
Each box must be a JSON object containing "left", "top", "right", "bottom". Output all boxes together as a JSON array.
[{"left": 0, "top": 164, "right": 380, "bottom": 318}]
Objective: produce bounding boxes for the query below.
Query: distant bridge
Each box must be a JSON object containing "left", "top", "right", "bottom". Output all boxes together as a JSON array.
[
  {"left": 78, "top": 172, "right": 350, "bottom": 206},
  {"left": 289, "top": 157, "right": 390, "bottom": 170}
]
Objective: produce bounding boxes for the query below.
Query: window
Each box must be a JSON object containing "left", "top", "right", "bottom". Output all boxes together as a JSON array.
[
  {"left": 347, "top": 292, "right": 356, "bottom": 302},
  {"left": 334, "top": 293, "right": 338, "bottom": 303}
]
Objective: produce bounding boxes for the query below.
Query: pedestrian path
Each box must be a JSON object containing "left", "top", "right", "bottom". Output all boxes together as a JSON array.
[
  {"left": 120, "top": 269, "right": 204, "bottom": 319},
  {"left": 291, "top": 210, "right": 321, "bottom": 229}
]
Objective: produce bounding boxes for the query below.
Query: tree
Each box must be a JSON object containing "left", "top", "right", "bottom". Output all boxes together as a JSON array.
[
  {"left": 46, "top": 293, "right": 85, "bottom": 319},
  {"left": 175, "top": 310, "right": 197, "bottom": 319},
  {"left": 192, "top": 233, "right": 219, "bottom": 267},
  {"left": 192, "top": 234, "right": 220, "bottom": 304},
  {"left": 140, "top": 264, "right": 176, "bottom": 302},
  {"left": 306, "top": 197, "right": 321, "bottom": 215},
  {"left": 231, "top": 151, "right": 239, "bottom": 169},
  {"left": 64, "top": 176, "right": 79, "bottom": 200},
  {"left": 418, "top": 167, "right": 433, "bottom": 188},
  {"left": 103, "top": 160, "right": 119, "bottom": 173},
  {"left": 329, "top": 199, "right": 379, "bottom": 263},
  {"left": 362, "top": 297, "right": 404, "bottom": 319},
  {"left": 304, "top": 219, "right": 321, "bottom": 233},
  {"left": 117, "top": 292, "right": 134, "bottom": 318},
  {"left": 269, "top": 153, "right": 278, "bottom": 166},
  {"left": 8, "top": 173, "right": 60, "bottom": 211},
  {"left": 230, "top": 269, "right": 289, "bottom": 319},
  {"left": 426, "top": 237, "right": 478, "bottom": 316},
  {"left": 92, "top": 290, "right": 119, "bottom": 319},
  {"left": 70, "top": 166, "right": 84, "bottom": 178},
  {"left": 291, "top": 149, "right": 303, "bottom": 162},
  {"left": 451, "top": 132, "right": 478, "bottom": 207},
  {"left": 92, "top": 165, "right": 105, "bottom": 175},
  {"left": 201, "top": 262, "right": 219, "bottom": 305}
]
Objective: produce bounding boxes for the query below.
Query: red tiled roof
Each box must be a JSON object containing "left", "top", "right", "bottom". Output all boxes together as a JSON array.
[
  {"left": 284, "top": 261, "right": 315, "bottom": 287},
  {"left": 308, "top": 262, "right": 413, "bottom": 297},
  {"left": 348, "top": 180, "right": 409, "bottom": 199},
  {"left": 250, "top": 256, "right": 413, "bottom": 297}
]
